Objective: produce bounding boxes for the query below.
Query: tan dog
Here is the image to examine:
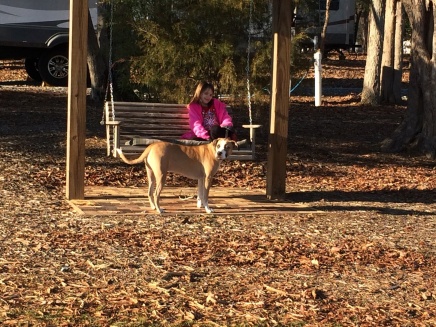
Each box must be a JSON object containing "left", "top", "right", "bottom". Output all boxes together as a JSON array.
[{"left": 116, "top": 138, "right": 237, "bottom": 214}]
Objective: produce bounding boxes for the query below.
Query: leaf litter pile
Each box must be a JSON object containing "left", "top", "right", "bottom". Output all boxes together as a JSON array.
[{"left": 1, "top": 57, "right": 436, "bottom": 326}]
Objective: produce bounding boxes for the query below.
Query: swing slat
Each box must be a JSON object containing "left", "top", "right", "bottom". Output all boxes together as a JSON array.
[{"left": 105, "top": 102, "right": 260, "bottom": 160}]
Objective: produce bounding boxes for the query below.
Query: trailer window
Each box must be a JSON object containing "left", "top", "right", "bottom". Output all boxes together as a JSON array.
[{"left": 319, "top": 0, "right": 340, "bottom": 11}]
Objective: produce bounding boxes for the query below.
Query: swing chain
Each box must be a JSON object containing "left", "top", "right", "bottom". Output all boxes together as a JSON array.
[
  {"left": 246, "top": 0, "right": 253, "bottom": 126},
  {"left": 101, "top": 0, "right": 115, "bottom": 125}
]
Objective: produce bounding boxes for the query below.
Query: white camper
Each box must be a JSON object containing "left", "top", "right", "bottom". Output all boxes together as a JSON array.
[
  {"left": 0, "top": 0, "right": 97, "bottom": 86},
  {"left": 295, "top": 0, "right": 356, "bottom": 56}
]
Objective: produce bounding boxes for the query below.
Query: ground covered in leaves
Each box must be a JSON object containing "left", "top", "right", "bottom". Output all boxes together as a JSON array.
[{"left": 1, "top": 56, "right": 436, "bottom": 326}]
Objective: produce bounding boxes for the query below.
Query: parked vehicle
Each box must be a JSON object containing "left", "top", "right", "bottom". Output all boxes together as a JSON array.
[
  {"left": 0, "top": 0, "right": 97, "bottom": 86},
  {"left": 294, "top": 0, "right": 356, "bottom": 56}
]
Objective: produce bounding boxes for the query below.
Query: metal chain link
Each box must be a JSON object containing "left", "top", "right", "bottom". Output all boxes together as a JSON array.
[
  {"left": 102, "top": 0, "right": 115, "bottom": 124},
  {"left": 246, "top": 0, "right": 253, "bottom": 125},
  {"left": 108, "top": 0, "right": 114, "bottom": 120}
]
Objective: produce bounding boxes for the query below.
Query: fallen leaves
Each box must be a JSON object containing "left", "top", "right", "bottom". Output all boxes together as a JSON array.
[{"left": 1, "top": 58, "right": 436, "bottom": 326}]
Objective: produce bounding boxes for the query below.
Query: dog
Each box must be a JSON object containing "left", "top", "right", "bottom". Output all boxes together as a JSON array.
[{"left": 116, "top": 138, "right": 238, "bottom": 214}]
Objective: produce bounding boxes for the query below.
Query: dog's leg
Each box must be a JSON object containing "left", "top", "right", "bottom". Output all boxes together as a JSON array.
[
  {"left": 153, "top": 171, "right": 166, "bottom": 214},
  {"left": 146, "top": 165, "right": 156, "bottom": 210},
  {"left": 199, "top": 177, "right": 213, "bottom": 214},
  {"left": 203, "top": 176, "right": 214, "bottom": 213},
  {"left": 196, "top": 178, "right": 204, "bottom": 209}
]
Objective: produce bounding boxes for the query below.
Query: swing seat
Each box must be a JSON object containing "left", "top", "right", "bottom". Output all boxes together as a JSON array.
[{"left": 105, "top": 101, "right": 261, "bottom": 160}]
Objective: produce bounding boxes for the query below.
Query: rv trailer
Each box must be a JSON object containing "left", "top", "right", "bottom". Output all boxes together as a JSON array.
[
  {"left": 0, "top": 0, "right": 97, "bottom": 86},
  {"left": 295, "top": 0, "right": 356, "bottom": 56}
]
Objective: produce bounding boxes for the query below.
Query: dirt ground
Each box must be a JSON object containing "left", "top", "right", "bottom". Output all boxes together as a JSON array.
[{"left": 1, "top": 55, "right": 436, "bottom": 326}]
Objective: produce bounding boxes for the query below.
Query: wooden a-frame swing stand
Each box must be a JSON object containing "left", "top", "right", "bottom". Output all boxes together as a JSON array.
[{"left": 66, "top": 0, "right": 292, "bottom": 204}]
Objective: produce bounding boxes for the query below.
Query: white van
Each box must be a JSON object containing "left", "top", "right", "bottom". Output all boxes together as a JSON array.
[{"left": 0, "top": 0, "right": 97, "bottom": 86}]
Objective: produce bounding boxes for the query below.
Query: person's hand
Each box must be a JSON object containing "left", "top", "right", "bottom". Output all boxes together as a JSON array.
[{"left": 222, "top": 126, "right": 235, "bottom": 133}]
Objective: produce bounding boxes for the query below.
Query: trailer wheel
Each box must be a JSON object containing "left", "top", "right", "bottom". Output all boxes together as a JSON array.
[
  {"left": 24, "top": 57, "right": 42, "bottom": 82},
  {"left": 38, "top": 47, "right": 69, "bottom": 86}
]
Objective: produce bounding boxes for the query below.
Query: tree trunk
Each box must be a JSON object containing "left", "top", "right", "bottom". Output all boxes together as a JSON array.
[
  {"left": 320, "top": 0, "right": 332, "bottom": 55},
  {"left": 381, "top": 0, "right": 436, "bottom": 158},
  {"left": 87, "top": 9, "right": 107, "bottom": 104},
  {"left": 379, "top": 0, "right": 403, "bottom": 104},
  {"left": 380, "top": 0, "right": 395, "bottom": 103},
  {"left": 361, "top": 0, "right": 385, "bottom": 105},
  {"left": 392, "top": 0, "right": 403, "bottom": 103},
  {"left": 361, "top": 12, "right": 369, "bottom": 53}
]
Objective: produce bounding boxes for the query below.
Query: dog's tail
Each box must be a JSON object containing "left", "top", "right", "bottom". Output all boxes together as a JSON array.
[{"left": 116, "top": 147, "right": 151, "bottom": 165}]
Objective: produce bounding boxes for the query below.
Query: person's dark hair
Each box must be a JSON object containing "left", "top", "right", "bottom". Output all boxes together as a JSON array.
[{"left": 190, "top": 81, "right": 214, "bottom": 105}]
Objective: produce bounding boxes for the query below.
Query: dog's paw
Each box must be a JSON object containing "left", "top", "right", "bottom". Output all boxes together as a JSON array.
[
  {"left": 205, "top": 207, "right": 214, "bottom": 214},
  {"left": 116, "top": 148, "right": 123, "bottom": 155},
  {"left": 197, "top": 199, "right": 202, "bottom": 208},
  {"left": 156, "top": 207, "right": 164, "bottom": 214}
]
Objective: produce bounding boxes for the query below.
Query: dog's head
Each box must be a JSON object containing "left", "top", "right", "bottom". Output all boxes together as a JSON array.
[{"left": 213, "top": 138, "right": 238, "bottom": 160}]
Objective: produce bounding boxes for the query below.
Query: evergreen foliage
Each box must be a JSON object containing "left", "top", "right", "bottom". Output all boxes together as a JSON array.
[{"left": 107, "top": 0, "right": 311, "bottom": 103}]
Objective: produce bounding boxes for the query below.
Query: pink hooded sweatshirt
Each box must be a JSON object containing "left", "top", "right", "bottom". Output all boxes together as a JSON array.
[{"left": 181, "top": 98, "right": 233, "bottom": 140}]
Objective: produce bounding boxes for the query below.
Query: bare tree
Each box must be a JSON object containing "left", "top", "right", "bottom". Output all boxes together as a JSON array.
[
  {"left": 361, "top": 0, "right": 385, "bottom": 105},
  {"left": 382, "top": 0, "right": 436, "bottom": 158},
  {"left": 379, "top": 0, "right": 403, "bottom": 104},
  {"left": 355, "top": 0, "right": 370, "bottom": 53},
  {"left": 392, "top": 0, "right": 403, "bottom": 103},
  {"left": 380, "top": 0, "right": 396, "bottom": 103},
  {"left": 87, "top": 6, "right": 108, "bottom": 104},
  {"left": 320, "top": 0, "right": 332, "bottom": 55}
]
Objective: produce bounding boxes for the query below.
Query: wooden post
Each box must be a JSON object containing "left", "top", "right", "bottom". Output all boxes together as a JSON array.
[
  {"left": 314, "top": 50, "right": 322, "bottom": 106},
  {"left": 66, "top": 0, "right": 88, "bottom": 200},
  {"left": 266, "top": 0, "right": 292, "bottom": 200}
]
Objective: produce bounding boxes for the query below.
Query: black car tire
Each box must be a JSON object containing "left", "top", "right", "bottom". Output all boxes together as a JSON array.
[
  {"left": 24, "top": 57, "right": 42, "bottom": 82},
  {"left": 38, "top": 47, "right": 69, "bottom": 86}
]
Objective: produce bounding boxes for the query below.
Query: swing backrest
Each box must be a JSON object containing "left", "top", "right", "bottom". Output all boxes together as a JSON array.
[{"left": 105, "top": 102, "right": 191, "bottom": 141}]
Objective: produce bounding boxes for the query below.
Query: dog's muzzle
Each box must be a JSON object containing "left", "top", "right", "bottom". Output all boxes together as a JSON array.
[
  {"left": 216, "top": 144, "right": 228, "bottom": 159},
  {"left": 216, "top": 149, "right": 227, "bottom": 159},
  {"left": 215, "top": 139, "right": 234, "bottom": 159}
]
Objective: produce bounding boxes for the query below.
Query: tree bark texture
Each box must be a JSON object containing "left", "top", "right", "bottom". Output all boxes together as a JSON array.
[
  {"left": 320, "top": 0, "right": 332, "bottom": 55},
  {"left": 392, "top": 0, "right": 404, "bottom": 103},
  {"left": 87, "top": 9, "right": 107, "bottom": 104},
  {"left": 382, "top": 0, "right": 436, "bottom": 158},
  {"left": 380, "top": 0, "right": 396, "bottom": 103},
  {"left": 361, "top": 0, "right": 385, "bottom": 105},
  {"left": 356, "top": 3, "right": 369, "bottom": 53}
]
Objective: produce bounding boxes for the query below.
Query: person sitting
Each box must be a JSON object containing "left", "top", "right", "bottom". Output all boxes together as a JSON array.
[{"left": 181, "top": 81, "right": 236, "bottom": 141}]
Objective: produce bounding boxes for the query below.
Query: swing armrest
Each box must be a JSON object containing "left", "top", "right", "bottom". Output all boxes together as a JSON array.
[
  {"left": 242, "top": 124, "right": 262, "bottom": 129},
  {"left": 105, "top": 120, "right": 121, "bottom": 126},
  {"left": 241, "top": 124, "right": 262, "bottom": 142},
  {"left": 106, "top": 120, "right": 121, "bottom": 157},
  {"left": 241, "top": 124, "right": 262, "bottom": 154}
]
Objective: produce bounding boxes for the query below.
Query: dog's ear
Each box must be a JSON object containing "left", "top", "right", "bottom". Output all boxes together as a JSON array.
[
  {"left": 212, "top": 138, "right": 219, "bottom": 147},
  {"left": 224, "top": 140, "right": 238, "bottom": 150}
]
